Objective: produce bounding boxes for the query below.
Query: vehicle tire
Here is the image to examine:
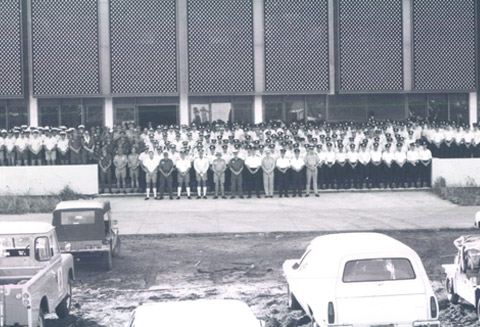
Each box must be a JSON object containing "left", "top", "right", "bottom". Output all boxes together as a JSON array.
[
  {"left": 287, "top": 285, "right": 301, "bottom": 310},
  {"left": 104, "top": 251, "right": 113, "bottom": 271},
  {"left": 112, "top": 237, "right": 121, "bottom": 257},
  {"left": 477, "top": 298, "right": 480, "bottom": 322},
  {"left": 36, "top": 309, "right": 45, "bottom": 327},
  {"left": 55, "top": 277, "right": 72, "bottom": 318},
  {"left": 446, "top": 277, "right": 459, "bottom": 305}
]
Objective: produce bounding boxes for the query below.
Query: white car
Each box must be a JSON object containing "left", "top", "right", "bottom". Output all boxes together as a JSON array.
[
  {"left": 283, "top": 233, "right": 439, "bottom": 327},
  {"left": 125, "top": 299, "right": 264, "bottom": 327}
]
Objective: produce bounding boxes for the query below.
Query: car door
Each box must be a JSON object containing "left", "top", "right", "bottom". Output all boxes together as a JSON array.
[
  {"left": 48, "top": 232, "right": 65, "bottom": 304},
  {"left": 289, "top": 250, "right": 316, "bottom": 310}
]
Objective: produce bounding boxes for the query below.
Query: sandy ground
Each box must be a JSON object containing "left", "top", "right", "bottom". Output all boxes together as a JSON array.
[
  {"left": 2, "top": 191, "right": 480, "bottom": 234},
  {"left": 45, "top": 230, "right": 480, "bottom": 327}
]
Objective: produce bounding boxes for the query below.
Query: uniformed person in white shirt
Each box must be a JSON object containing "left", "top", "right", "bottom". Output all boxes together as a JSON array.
[
  {"left": 5, "top": 131, "right": 16, "bottom": 166},
  {"left": 406, "top": 143, "right": 419, "bottom": 187},
  {"left": 43, "top": 129, "right": 58, "bottom": 165},
  {"left": 290, "top": 148, "right": 305, "bottom": 197},
  {"left": 324, "top": 143, "right": 336, "bottom": 189},
  {"left": 369, "top": 143, "right": 383, "bottom": 188},
  {"left": 304, "top": 146, "right": 320, "bottom": 197},
  {"left": 346, "top": 143, "right": 359, "bottom": 189},
  {"left": 15, "top": 131, "right": 29, "bottom": 166},
  {"left": 193, "top": 149, "right": 209, "bottom": 199},
  {"left": 276, "top": 149, "right": 290, "bottom": 197},
  {"left": 393, "top": 143, "right": 407, "bottom": 188},
  {"left": 418, "top": 142, "right": 432, "bottom": 187},
  {"left": 57, "top": 131, "right": 70, "bottom": 165},
  {"left": 334, "top": 143, "right": 347, "bottom": 189},
  {"left": 381, "top": 143, "right": 395, "bottom": 188},
  {"left": 176, "top": 151, "right": 192, "bottom": 199},
  {"left": 358, "top": 143, "right": 371, "bottom": 189},
  {"left": 244, "top": 147, "right": 262, "bottom": 198}
]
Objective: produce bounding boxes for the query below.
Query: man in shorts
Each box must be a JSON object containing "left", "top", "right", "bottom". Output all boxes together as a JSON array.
[
  {"left": 113, "top": 149, "right": 128, "bottom": 193},
  {"left": 128, "top": 146, "right": 140, "bottom": 191},
  {"left": 99, "top": 147, "right": 113, "bottom": 194},
  {"left": 193, "top": 149, "right": 209, "bottom": 199},
  {"left": 212, "top": 152, "right": 227, "bottom": 199},
  {"left": 43, "top": 129, "right": 57, "bottom": 165},
  {"left": 142, "top": 150, "right": 160, "bottom": 200},
  {"left": 158, "top": 151, "right": 175, "bottom": 200},
  {"left": 175, "top": 151, "right": 192, "bottom": 199}
]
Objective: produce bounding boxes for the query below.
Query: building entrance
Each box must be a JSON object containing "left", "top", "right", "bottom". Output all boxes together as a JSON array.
[{"left": 138, "top": 105, "right": 177, "bottom": 128}]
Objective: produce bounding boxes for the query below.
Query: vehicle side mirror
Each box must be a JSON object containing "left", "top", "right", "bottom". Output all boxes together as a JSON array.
[
  {"left": 113, "top": 220, "right": 118, "bottom": 225},
  {"left": 292, "top": 262, "right": 300, "bottom": 270}
]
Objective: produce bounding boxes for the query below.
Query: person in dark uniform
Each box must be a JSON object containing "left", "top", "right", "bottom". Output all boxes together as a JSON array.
[
  {"left": 244, "top": 147, "right": 262, "bottom": 198},
  {"left": 229, "top": 149, "right": 244, "bottom": 199},
  {"left": 276, "top": 148, "right": 290, "bottom": 197},
  {"left": 158, "top": 151, "right": 175, "bottom": 200},
  {"left": 99, "top": 147, "right": 112, "bottom": 193},
  {"left": 290, "top": 148, "right": 305, "bottom": 197},
  {"left": 69, "top": 130, "right": 82, "bottom": 165}
]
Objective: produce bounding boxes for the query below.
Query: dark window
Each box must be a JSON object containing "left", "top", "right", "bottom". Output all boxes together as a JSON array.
[
  {"left": 408, "top": 94, "right": 427, "bottom": 121},
  {"left": 367, "top": 94, "right": 405, "bottom": 121},
  {"left": 306, "top": 95, "right": 327, "bottom": 122},
  {"left": 264, "top": 96, "right": 284, "bottom": 122},
  {"left": 449, "top": 94, "right": 469, "bottom": 125},
  {"left": 285, "top": 96, "right": 305, "bottom": 124},
  {"left": 328, "top": 94, "right": 367, "bottom": 122},
  {"left": 428, "top": 94, "right": 448, "bottom": 122},
  {"left": 7, "top": 99, "right": 28, "bottom": 128},
  {"left": 343, "top": 258, "right": 416, "bottom": 283}
]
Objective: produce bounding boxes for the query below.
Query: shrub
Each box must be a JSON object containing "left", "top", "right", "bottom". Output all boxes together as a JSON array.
[{"left": 431, "top": 177, "right": 480, "bottom": 206}]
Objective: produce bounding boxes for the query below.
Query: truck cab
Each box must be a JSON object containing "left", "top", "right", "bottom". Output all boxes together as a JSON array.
[{"left": 0, "top": 222, "right": 74, "bottom": 327}]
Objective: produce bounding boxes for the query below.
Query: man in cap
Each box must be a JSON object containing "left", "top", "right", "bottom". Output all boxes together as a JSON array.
[
  {"left": 229, "top": 149, "right": 244, "bottom": 199},
  {"left": 113, "top": 149, "right": 128, "bottom": 193},
  {"left": 69, "top": 129, "right": 82, "bottom": 165},
  {"left": 261, "top": 150, "right": 275, "bottom": 198},
  {"left": 418, "top": 142, "right": 432, "bottom": 187},
  {"left": 128, "top": 146, "right": 140, "bottom": 191},
  {"left": 406, "top": 143, "right": 419, "bottom": 188},
  {"left": 175, "top": 151, "right": 192, "bottom": 199},
  {"left": 381, "top": 143, "right": 395, "bottom": 188},
  {"left": 141, "top": 149, "right": 160, "bottom": 200},
  {"left": 99, "top": 147, "right": 113, "bottom": 194},
  {"left": 393, "top": 143, "right": 407, "bottom": 188},
  {"left": 5, "top": 130, "right": 16, "bottom": 166},
  {"left": 324, "top": 142, "right": 336, "bottom": 189},
  {"left": 304, "top": 146, "right": 320, "bottom": 197},
  {"left": 193, "top": 149, "right": 209, "bottom": 199},
  {"left": 28, "top": 129, "right": 43, "bottom": 166},
  {"left": 158, "top": 151, "right": 175, "bottom": 200},
  {"left": 244, "top": 147, "right": 262, "bottom": 198},
  {"left": 358, "top": 143, "right": 371, "bottom": 189},
  {"left": 57, "top": 131, "right": 70, "bottom": 165},
  {"left": 276, "top": 148, "right": 290, "bottom": 197},
  {"left": 43, "top": 129, "right": 57, "bottom": 165},
  {"left": 212, "top": 152, "right": 227, "bottom": 199},
  {"left": 290, "top": 148, "right": 305, "bottom": 197},
  {"left": 346, "top": 143, "right": 359, "bottom": 189},
  {"left": 82, "top": 130, "right": 95, "bottom": 164},
  {"left": 15, "top": 130, "right": 28, "bottom": 166},
  {"left": 369, "top": 142, "right": 383, "bottom": 188}
]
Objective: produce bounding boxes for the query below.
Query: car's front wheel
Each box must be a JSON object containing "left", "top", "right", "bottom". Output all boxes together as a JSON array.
[
  {"left": 446, "top": 277, "right": 459, "bottom": 304},
  {"left": 104, "top": 251, "right": 113, "bottom": 271},
  {"left": 287, "top": 285, "right": 301, "bottom": 310}
]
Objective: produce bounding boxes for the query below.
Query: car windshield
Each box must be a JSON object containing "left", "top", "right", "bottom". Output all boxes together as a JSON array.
[
  {"left": 60, "top": 210, "right": 96, "bottom": 225},
  {"left": 343, "top": 258, "right": 416, "bottom": 283},
  {"left": 0, "top": 236, "right": 31, "bottom": 257}
]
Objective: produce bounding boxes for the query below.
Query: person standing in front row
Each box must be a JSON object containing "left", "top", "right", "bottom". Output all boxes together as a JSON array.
[
  {"left": 176, "top": 151, "right": 192, "bottom": 199},
  {"left": 212, "top": 152, "right": 227, "bottom": 199},
  {"left": 193, "top": 149, "right": 209, "bottom": 199},
  {"left": 142, "top": 150, "right": 160, "bottom": 200},
  {"left": 261, "top": 150, "right": 275, "bottom": 198},
  {"left": 276, "top": 149, "right": 290, "bottom": 198},
  {"left": 99, "top": 147, "right": 113, "bottom": 194},
  {"left": 229, "top": 150, "right": 244, "bottom": 199},
  {"left": 304, "top": 146, "right": 320, "bottom": 197},
  {"left": 244, "top": 147, "right": 262, "bottom": 198},
  {"left": 113, "top": 149, "right": 128, "bottom": 193},
  {"left": 128, "top": 147, "right": 140, "bottom": 190},
  {"left": 158, "top": 151, "right": 174, "bottom": 200},
  {"left": 290, "top": 148, "right": 305, "bottom": 197}
]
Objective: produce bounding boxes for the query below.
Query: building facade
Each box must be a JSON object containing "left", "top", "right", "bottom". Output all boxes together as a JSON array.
[{"left": 0, "top": 0, "right": 478, "bottom": 129}]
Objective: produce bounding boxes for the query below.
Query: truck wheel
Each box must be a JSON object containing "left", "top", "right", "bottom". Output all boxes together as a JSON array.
[
  {"left": 287, "top": 285, "right": 301, "bottom": 310},
  {"left": 112, "top": 237, "right": 121, "bottom": 257},
  {"left": 446, "top": 278, "right": 459, "bottom": 304},
  {"left": 56, "top": 277, "right": 72, "bottom": 318},
  {"left": 104, "top": 251, "right": 113, "bottom": 271},
  {"left": 36, "top": 309, "right": 45, "bottom": 327}
]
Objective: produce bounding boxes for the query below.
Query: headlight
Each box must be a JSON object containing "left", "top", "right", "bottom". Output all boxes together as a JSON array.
[
  {"left": 16, "top": 293, "right": 22, "bottom": 300},
  {"left": 94, "top": 245, "right": 101, "bottom": 249},
  {"left": 22, "top": 299, "right": 30, "bottom": 306},
  {"left": 64, "top": 242, "right": 71, "bottom": 252},
  {"left": 85, "top": 245, "right": 92, "bottom": 249}
]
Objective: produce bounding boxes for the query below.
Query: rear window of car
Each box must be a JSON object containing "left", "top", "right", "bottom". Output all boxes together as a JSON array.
[
  {"left": 343, "top": 258, "right": 416, "bottom": 283},
  {"left": 60, "top": 211, "right": 96, "bottom": 225},
  {"left": 0, "top": 236, "right": 31, "bottom": 257}
]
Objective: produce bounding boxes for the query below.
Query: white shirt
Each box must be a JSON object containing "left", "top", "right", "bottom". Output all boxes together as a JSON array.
[
  {"left": 176, "top": 158, "right": 191, "bottom": 173},
  {"left": 358, "top": 151, "right": 371, "bottom": 165},
  {"left": 370, "top": 150, "right": 383, "bottom": 163},
  {"left": 15, "top": 137, "right": 28, "bottom": 151},
  {"left": 290, "top": 156, "right": 305, "bottom": 170},
  {"left": 276, "top": 156, "right": 290, "bottom": 169},
  {"left": 407, "top": 150, "right": 419, "bottom": 163},
  {"left": 44, "top": 137, "right": 57, "bottom": 151},
  {"left": 5, "top": 137, "right": 16, "bottom": 152},
  {"left": 382, "top": 151, "right": 395, "bottom": 165},
  {"left": 194, "top": 157, "right": 209, "bottom": 174},
  {"left": 418, "top": 149, "right": 432, "bottom": 161},
  {"left": 143, "top": 156, "right": 160, "bottom": 173},
  {"left": 57, "top": 138, "right": 69, "bottom": 152},
  {"left": 245, "top": 155, "right": 262, "bottom": 169}
]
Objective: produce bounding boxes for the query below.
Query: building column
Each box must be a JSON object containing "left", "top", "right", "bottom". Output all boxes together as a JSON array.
[
  {"left": 469, "top": 92, "right": 478, "bottom": 126},
  {"left": 178, "top": 0, "right": 189, "bottom": 125},
  {"left": 402, "top": 0, "right": 412, "bottom": 91},
  {"left": 328, "top": 0, "right": 335, "bottom": 95},
  {"left": 253, "top": 0, "right": 265, "bottom": 124},
  {"left": 25, "top": 0, "right": 37, "bottom": 126},
  {"left": 105, "top": 97, "right": 114, "bottom": 128}
]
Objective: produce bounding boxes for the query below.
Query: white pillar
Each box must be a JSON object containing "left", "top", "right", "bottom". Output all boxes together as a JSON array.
[
  {"left": 98, "top": 0, "right": 111, "bottom": 95},
  {"left": 105, "top": 97, "right": 114, "bottom": 128},
  {"left": 469, "top": 92, "right": 477, "bottom": 126},
  {"left": 328, "top": 0, "right": 335, "bottom": 94},
  {"left": 178, "top": 0, "right": 189, "bottom": 125},
  {"left": 253, "top": 0, "right": 264, "bottom": 123},
  {"left": 29, "top": 96, "right": 38, "bottom": 127},
  {"left": 402, "top": 0, "right": 412, "bottom": 91}
]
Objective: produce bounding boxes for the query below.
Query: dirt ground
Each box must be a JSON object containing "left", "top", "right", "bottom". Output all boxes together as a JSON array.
[{"left": 46, "top": 230, "right": 480, "bottom": 327}]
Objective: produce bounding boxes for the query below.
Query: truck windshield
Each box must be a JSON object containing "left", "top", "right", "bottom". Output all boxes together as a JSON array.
[
  {"left": 60, "top": 210, "right": 96, "bottom": 225},
  {"left": 343, "top": 258, "right": 416, "bottom": 283},
  {"left": 0, "top": 236, "right": 31, "bottom": 257}
]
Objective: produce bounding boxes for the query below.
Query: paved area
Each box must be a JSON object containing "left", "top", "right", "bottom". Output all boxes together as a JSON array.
[{"left": 1, "top": 191, "right": 479, "bottom": 234}]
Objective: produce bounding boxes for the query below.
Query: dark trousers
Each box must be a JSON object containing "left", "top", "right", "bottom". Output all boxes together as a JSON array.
[
  {"left": 406, "top": 162, "right": 418, "bottom": 186},
  {"left": 159, "top": 173, "right": 173, "bottom": 198},
  {"left": 99, "top": 167, "right": 112, "bottom": 191},
  {"left": 317, "top": 165, "right": 326, "bottom": 188},
  {"left": 277, "top": 169, "right": 289, "bottom": 196},
  {"left": 230, "top": 172, "right": 243, "bottom": 196},
  {"left": 323, "top": 164, "right": 335, "bottom": 187},
  {"left": 392, "top": 162, "right": 406, "bottom": 186},
  {"left": 418, "top": 162, "right": 431, "bottom": 186},
  {"left": 357, "top": 163, "right": 369, "bottom": 187},
  {"left": 245, "top": 169, "right": 261, "bottom": 197},
  {"left": 345, "top": 164, "right": 357, "bottom": 187},
  {"left": 381, "top": 163, "right": 393, "bottom": 187},
  {"left": 291, "top": 169, "right": 303, "bottom": 195},
  {"left": 368, "top": 163, "right": 382, "bottom": 187},
  {"left": 333, "top": 163, "right": 346, "bottom": 188}
]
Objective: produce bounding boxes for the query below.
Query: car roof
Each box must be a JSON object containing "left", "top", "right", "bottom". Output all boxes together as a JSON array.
[
  {"left": 309, "top": 232, "right": 417, "bottom": 259},
  {"left": 132, "top": 300, "right": 260, "bottom": 327},
  {"left": 54, "top": 200, "right": 110, "bottom": 212},
  {"left": 0, "top": 222, "right": 54, "bottom": 235}
]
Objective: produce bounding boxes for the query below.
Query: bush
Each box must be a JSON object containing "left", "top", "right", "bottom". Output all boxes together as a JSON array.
[
  {"left": 0, "top": 186, "right": 85, "bottom": 214},
  {"left": 432, "top": 177, "right": 480, "bottom": 206}
]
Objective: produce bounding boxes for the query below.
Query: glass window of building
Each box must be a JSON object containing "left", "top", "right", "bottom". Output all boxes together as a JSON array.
[
  {"left": 449, "top": 94, "right": 469, "bottom": 125},
  {"left": 407, "top": 94, "right": 427, "bottom": 121},
  {"left": 84, "top": 98, "right": 104, "bottom": 128},
  {"left": 189, "top": 96, "right": 253, "bottom": 124},
  {"left": 7, "top": 99, "right": 28, "bottom": 128},
  {"left": 39, "top": 98, "right": 105, "bottom": 128},
  {"left": 427, "top": 94, "right": 448, "bottom": 122},
  {"left": 367, "top": 94, "right": 405, "bottom": 121},
  {"left": 210, "top": 97, "right": 232, "bottom": 124},
  {"left": 61, "top": 99, "right": 82, "bottom": 128},
  {"left": 285, "top": 95, "right": 305, "bottom": 123},
  {"left": 264, "top": 96, "right": 284, "bottom": 122},
  {"left": 328, "top": 94, "right": 367, "bottom": 122},
  {"left": 0, "top": 101, "right": 7, "bottom": 129},
  {"left": 39, "top": 99, "right": 60, "bottom": 127},
  {"left": 232, "top": 96, "right": 253, "bottom": 123},
  {"left": 190, "top": 103, "right": 210, "bottom": 124},
  {"left": 306, "top": 95, "right": 327, "bottom": 122},
  {"left": 114, "top": 98, "right": 135, "bottom": 126}
]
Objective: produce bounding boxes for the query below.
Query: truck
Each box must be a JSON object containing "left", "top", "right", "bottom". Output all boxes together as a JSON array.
[
  {"left": 0, "top": 222, "right": 74, "bottom": 327},
  {"left": 443, "top": 234, "right": 480, "bottom": 321}
]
